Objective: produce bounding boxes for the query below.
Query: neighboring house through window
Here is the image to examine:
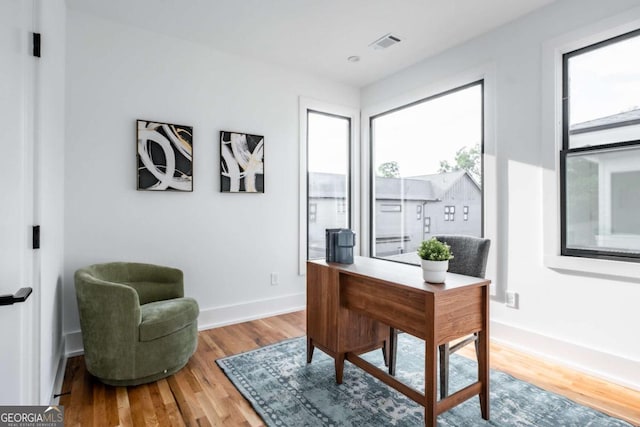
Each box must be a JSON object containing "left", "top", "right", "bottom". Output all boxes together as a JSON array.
[{"left": 369, "top": 81, "right": 484, "bottom": 264}]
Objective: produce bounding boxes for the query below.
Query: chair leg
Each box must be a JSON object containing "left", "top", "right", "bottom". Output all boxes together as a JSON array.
[
  {"left": 439, "top": 343, "right": 449, "bottom": 399},
  {"left": 473, "top": 332, "right": 479, "bottom": 356},
  {"left": 382, "top": 340, "right": 389, "bottom": 367},
  {"left": 388, "top": 327, "right": 397, "bottom": 376}
]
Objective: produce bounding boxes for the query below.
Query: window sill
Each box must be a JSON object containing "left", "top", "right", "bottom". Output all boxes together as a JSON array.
[{"left": 544, "top": 254, "right": 640, "bottom": 281}]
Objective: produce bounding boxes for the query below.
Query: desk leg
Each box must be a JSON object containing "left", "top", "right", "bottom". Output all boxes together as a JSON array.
[
  {"left": 335, "top": 353, "right": 345, "bottom": 384},
  {"left": 424, "top": 340, "right": 437, "bottom": 427},
  {"left": 306, "top": 337, "right": 315, "bottom": 363},
  {"left": 478, "top": 286, "right": 490, "bottom": 420}
]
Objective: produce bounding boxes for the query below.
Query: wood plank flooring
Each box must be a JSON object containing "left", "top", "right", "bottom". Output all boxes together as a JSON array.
[{"left": 59, "top": 310, "right": 640, "bottom": 426}]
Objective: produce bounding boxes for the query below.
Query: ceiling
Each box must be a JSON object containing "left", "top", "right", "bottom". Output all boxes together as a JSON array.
[{"left": 66, "top": 0, "right": 557, "bottom": 87}]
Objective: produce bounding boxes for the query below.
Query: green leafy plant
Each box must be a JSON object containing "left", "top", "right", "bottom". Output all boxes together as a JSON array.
[{"left": 418, "top": 237, "right": 453, "bottom": 261}]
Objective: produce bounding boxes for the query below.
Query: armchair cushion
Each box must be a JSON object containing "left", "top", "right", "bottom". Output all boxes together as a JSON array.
[{"left": 140, "top": 297, "right": 199, "bottom": 342}]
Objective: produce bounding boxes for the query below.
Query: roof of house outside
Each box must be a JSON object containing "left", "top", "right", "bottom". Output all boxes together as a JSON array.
[
  {"left": 308, "top": 172, "right": 349, "bottom": 199},
  {"left": 409, "top": 170, "right": 480, "bottom": 195},
  {"left": 570, "top": 107, "right": 640, "bottom": 134},
  {"left": 308, "top": 170, "right": 477, "bottom": 201},
  {"left": 375, "top": 176, "right": 435, "bottom": 201}
]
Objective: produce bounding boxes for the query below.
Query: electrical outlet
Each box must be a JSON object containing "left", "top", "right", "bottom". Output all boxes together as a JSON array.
[
  {"left": 505, "top": 291, "right": 519, "bottom": 309},
  {"left": 270, "top": 272, "right": 279, "bottom": 286}
]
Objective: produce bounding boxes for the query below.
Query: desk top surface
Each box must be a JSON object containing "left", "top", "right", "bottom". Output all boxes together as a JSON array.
[{"left": 308, "top": 256, "right": 489, "bottom": 293}]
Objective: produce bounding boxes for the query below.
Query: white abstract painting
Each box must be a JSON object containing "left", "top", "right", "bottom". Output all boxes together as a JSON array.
[
  {"left": 137, "top": 120, "right": 193, "bottom": 191},
  {"left": 220, "top": 131, "right": 264, "bottom": 193}
]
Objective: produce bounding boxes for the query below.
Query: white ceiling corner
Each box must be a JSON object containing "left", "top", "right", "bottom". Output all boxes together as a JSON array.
[{"left": 66, "top": 0, "right": 558, "bottom": 87}]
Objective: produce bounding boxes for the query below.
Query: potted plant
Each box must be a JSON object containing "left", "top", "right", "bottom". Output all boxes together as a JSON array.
[{"left": 417, "top": 237, "right": 453, "bottom": 283}]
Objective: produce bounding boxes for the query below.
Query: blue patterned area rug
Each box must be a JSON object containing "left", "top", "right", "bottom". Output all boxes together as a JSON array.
[{"left": 216, "top": 335, "right": 632, "bottom": 426}]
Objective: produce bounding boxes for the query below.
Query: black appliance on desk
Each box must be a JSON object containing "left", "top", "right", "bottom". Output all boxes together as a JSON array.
[{"left": 325, "top": 228, "right": 356, "bottom": 264}]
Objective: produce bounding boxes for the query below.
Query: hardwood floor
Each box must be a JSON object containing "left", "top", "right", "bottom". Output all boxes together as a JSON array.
[{"left": 60, "top": 310, "right": 640, "bottom": 426}]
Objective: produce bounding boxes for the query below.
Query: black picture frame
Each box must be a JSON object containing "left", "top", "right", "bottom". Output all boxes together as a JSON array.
[
  {"left": 220, "top": 131, "right": 264, "bottom": 193},
  {"left": 137, "top": 119, "right": 193, "bottom": 191}
]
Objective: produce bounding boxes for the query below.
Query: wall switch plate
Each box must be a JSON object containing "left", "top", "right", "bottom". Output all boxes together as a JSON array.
[
  {"left": 270, "top": 272, "right": 279, "bottom": 286},
  {"left": 505, "top": 291, "right": 519, "bottom": 309}
]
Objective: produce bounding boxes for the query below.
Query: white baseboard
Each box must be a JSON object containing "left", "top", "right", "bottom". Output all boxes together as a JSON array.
[
  {"left": 197, "top": 292, "right": 305, "bottom": 330},
  {"left": 491, "top": 320, "right": 640, "bottom": 392},
  {"left": 50, "top": 337, "right": 67, "bottom": 405},
  {"left": 64, "top": 331, "right": 84, "bottom": 358},
  {"left": 64, "top": 292, "right": 306, "bottom": 356}
]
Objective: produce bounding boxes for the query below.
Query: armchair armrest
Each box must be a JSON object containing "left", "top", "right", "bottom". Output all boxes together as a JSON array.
[
  {"left": 74, "top": 271, "right": 142, "bottom": 376},
  {"left": 75, "top": 271, "right": 142, "bottom": 329}
]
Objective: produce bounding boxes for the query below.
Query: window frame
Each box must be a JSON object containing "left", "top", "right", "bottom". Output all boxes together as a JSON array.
[
  {"left": 368, "top": 80, "right": 485, "bottom": 264},
  {"left": 306, "top": 109, "right": 352, "bottom": 261},
  {"left": 560, "top": 28, "right": 640, "bottom": 262},
  {"left": 298, "top": 97, "right": 359, "bottom": 274}
]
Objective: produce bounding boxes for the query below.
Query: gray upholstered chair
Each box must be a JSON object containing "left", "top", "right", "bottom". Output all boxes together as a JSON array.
[
  {"left": 75, "top": 262, "right": 199, "bottom": 386},
  {"left": 388, "top": 235, "right": 490, "bottom": 399},
  {"left": 434, "top": 235, "right": 490, "bottom": 399}
]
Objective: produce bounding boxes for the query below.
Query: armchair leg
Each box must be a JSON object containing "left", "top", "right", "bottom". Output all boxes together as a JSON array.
[{"left": 439, "top": 343, "right": 449, "bottom": 399}]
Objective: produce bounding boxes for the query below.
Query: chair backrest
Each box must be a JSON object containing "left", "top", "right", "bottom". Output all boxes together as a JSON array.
[
  {"left": 433, "top": 235, "right": 490, "bottom": 278},
  {"left": 81, "top": 262, "right": 184, "bottom": 304}
]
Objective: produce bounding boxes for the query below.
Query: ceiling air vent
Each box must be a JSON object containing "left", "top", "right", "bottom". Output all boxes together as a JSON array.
[{"left": 369, "top": 33, "right": 402, "bottom": 50}]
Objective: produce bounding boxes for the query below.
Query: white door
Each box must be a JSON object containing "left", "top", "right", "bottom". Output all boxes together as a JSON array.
[{"left": 0, "top": 0, "right": 38, "bottom": 405}]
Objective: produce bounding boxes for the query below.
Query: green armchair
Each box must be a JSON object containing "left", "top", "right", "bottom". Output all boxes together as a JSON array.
[{"left": 74, "top": 262, "right": 199, "bottom": 386}]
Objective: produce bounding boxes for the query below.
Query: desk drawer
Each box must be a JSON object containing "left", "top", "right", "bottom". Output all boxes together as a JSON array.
[{"left": 340, "top": 273, "right": 427, "bottom": 339}]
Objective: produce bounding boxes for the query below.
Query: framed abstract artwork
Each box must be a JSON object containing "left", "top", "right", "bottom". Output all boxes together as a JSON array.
[
  {"left": 137, "top": 119, "right": 193, "bottom": 191},
  {"left": 220, "top": 131, "right": 264, "bottom": 193}
]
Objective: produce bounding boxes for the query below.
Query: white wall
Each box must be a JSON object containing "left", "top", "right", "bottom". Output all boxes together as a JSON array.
[
  {"left": 64, "top": 10, "right": 359, "bottom": 351},
  {"left": 362, "top": 0, "right": 640, "bottom": 390}
]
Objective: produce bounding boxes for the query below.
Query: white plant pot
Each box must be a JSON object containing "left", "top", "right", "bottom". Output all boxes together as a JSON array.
[{"left": 421, "top": 259, "right": 449, "bottom": 283}]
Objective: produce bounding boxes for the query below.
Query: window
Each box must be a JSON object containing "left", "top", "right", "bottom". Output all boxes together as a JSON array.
[
  {"left": 381, "top": 204, "right": 402, "bottom": 212},
  {"left": 561, "top": 29, "right": 640, "bottom": 260},
  {"left": 306, "top": 110, "right": 351, "bottom": 260},
  {"left": 309, "top": 203, "right": 317, "bottom": 223},
  {"left": 370, "top": 81, "right": 484, "bottom": 264},
  {"left": 445, "top": 205, "right": 455, "bottom": 221}
]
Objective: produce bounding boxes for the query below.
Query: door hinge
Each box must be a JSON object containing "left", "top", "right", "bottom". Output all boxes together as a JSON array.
[
  {"left": 33, "top": 32, "right": 41, "bottom": 58},
  {"left": 32, "top": 225, "right": 40, "bottom": 249}
]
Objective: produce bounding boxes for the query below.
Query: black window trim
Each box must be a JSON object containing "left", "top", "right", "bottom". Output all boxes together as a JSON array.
[
  {"left": 560, "top": 27, "right": 640, "bottom": 262},
  {"left": 368, "top": 80, "right": 485, "bottom": 264}
]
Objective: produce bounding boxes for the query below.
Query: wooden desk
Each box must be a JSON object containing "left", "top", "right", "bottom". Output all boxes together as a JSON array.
[{"left": 306, "top": 256, "right": 490, "bottom": 427}]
